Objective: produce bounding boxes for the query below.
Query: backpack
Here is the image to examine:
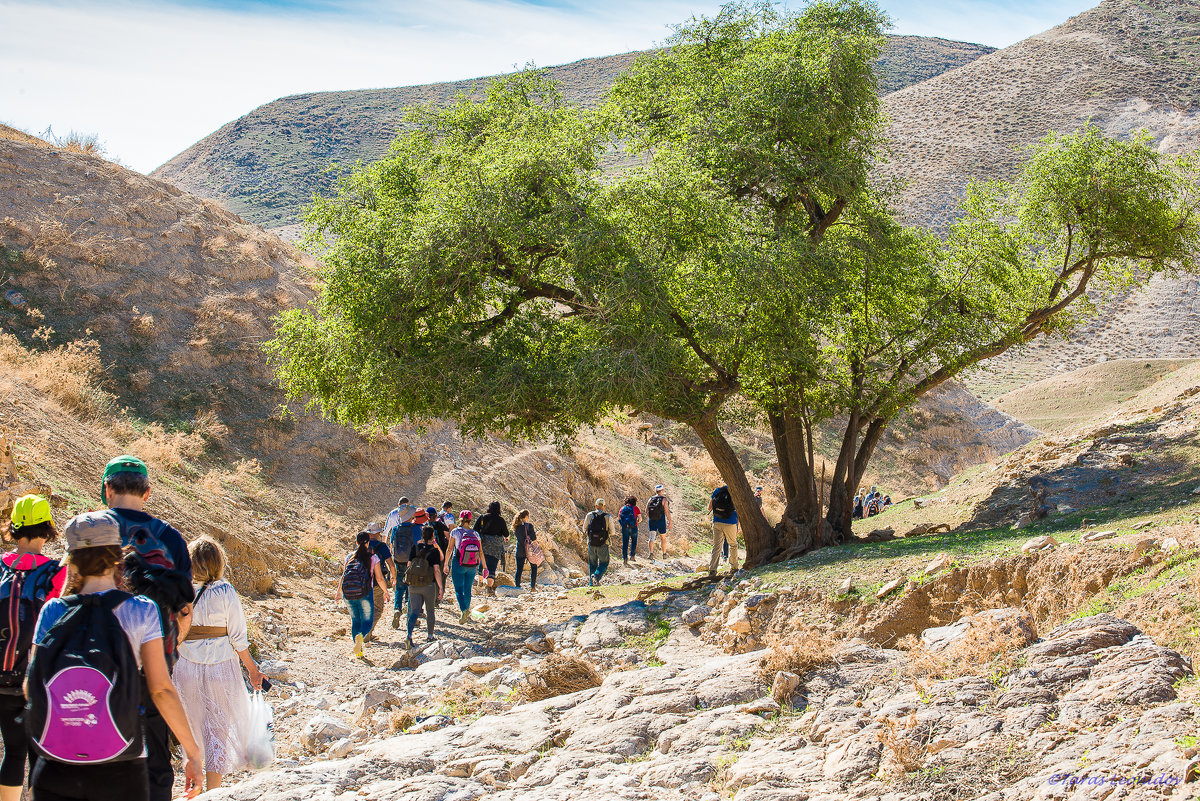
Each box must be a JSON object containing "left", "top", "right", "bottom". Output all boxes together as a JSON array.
[
  {"left": 587, "top": 512, "right": 609, "bottom": 546},
  {"left": 456, "top": 529, "right": 483, "bottom": 568},
  {"left": 340, "top": 555, "right": 372, "bottom": 601},
  {"left": 647, "top": 495, "right": 666, "bottom": 521},
  {"left": 26, "top": 591, "right": 143, "bottom": 764},
  {"left": 0, "top": 557, "right": 60, "bottom": 690},
  {"left": 618, "top": 505, "right": 638, "bottom": 528},
  {"left": 711, "top": 487, "right": 734, "bottom": 520},
  {"left": 405, "top": 543, "right": 437, "bottom": 587}
]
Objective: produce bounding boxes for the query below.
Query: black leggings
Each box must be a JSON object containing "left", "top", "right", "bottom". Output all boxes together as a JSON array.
[
  {"left": 32, "top": 757, "right": 148, "bottom": 801},
  {"left": 0, "top": 692, "right": 33, "bottom": 787},
  {"left": 515, "top": 556, "right": 537, "bottom": 588},
  {"left": 483, "top": 553, "right": 500, "bottom": 580}
]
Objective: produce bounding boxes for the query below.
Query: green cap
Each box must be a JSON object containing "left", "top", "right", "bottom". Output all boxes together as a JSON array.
[{"left": 101, "top": 455, "right": 148, "bottom": 505}]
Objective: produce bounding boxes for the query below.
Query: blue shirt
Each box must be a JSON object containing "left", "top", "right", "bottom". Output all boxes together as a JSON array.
[{"left": 711, "top": 489, "right": 738, "bottom": 525}]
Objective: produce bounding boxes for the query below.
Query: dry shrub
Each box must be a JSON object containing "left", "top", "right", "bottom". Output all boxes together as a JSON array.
[
  {"left": 387, "top": 706, "right": 423, "bottom": 733},
  {"left": 0, "top": 334, "right": 113, "bottom": 418},
  {"left": 191, "top": 410, "right": 230, "bottom": 446},
  {"left": 900, "top": 614, "right": 1029, "bottom": 682},
  {"left": 878, "top": 714, "right": 924, "bottom": 776},
  {"left": 757, "top": 632, "right": 837, "bottom": 684},
  {"left": 516, "top": 654, "right": 603, "bottom": 702},
  {"left": 128, "top": 423, "right": 205, "bottom": 472}
]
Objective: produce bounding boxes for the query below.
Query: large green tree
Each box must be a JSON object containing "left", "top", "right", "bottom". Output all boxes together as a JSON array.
[{"left": 268, "top": 1, "right": 1200, "bottom": 565}]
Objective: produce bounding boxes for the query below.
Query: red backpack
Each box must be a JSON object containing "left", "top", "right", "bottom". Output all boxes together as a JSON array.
[{"left": 456, "top": 529, "right": 483, "bottom": 567}]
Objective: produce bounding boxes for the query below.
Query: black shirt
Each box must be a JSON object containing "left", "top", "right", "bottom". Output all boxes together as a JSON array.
[{"left": 409, "top": 541, "right": 444, "bottom": 569}]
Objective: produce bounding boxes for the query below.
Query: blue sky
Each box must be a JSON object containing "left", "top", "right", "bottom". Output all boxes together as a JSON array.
[{"left": 1, "top": 0, "right": 1096, "bottom": 173}]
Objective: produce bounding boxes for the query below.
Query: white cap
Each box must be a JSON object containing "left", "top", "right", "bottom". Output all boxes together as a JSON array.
[{"left": 654, "top": 484, "right": 664, "bottom": 491}]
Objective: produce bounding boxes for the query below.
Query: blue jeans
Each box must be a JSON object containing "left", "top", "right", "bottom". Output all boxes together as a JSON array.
[
  {"left": 345, "top": 596, "right": 373, "bottom": 640},
  {"left": 588, "top": 544, "right": 610, "bottom": 582},
  {"left": 621, "top": 526, "right": 638, "bottom": 560},
  {"left": 450, "top": 558, "right": 477, "bottom": 612}
]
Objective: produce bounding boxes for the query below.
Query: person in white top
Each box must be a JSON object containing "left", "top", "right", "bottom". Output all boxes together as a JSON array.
[{"left": 173, "top": 537, "right": 263, "bottom": 793}]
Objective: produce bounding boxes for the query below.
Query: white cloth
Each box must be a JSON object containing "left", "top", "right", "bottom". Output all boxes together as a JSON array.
[
  {"left": 35, "top": 591, "right": 162, "bottom": 670},
  {"left": 177, "top": 580, "right": 250, "bottom": 665},
  {"left": 174, "top": 656, "right": 253, "bottom": 774}
]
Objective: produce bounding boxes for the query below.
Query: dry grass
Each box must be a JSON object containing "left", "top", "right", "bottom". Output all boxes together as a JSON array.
[
  {"left": 757, "top": 632, "right": 837, "bottom": 684},
  {"left": 0, "top": 333, "right": 113, "bottom": 419},
  {"left": 898, "top": 615, "right": 1029, "bottom": 683},
  {"left": 878, "top": 714, "right": 925, "bottom": 776},
  {"left": 516, "top": 654, "right": 603, "bottom": 702},
  {"left": 127, "top": 423, "right": 206, "bottom": 472}
]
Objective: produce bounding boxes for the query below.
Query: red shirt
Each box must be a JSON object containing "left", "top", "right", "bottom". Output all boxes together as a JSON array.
[{"left": 3, "top": 552, "right": 67, "bottom": 599}]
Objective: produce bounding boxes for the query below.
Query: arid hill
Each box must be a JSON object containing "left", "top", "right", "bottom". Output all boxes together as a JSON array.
[{"left": 152, "top": 37, "right": 994, "bottom": 231}]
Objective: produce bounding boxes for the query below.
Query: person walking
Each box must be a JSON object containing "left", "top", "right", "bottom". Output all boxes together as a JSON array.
[
  {"left": 618, "top": 496, "right": 640, "bottom": 566},
  {"left": 335, "top": 532, "right": 386, "bottom": 658},
  {"left": 102, "top": 456, "right": 195, "bottom": 801},
  {"left": 425, "top": 507, "right": 450, "bottom": 558},
  {"left": 512, "top": 510, "right": 539, "bottom": 591},
  {"left": 645, "top": 485, "right": 673, "bottom": 563},
  {"left": 0, "top": 496, "right": 65, "bottom": 801},
  {"left": 707, "top": 485, "right": 740, "bottom": 577},
  {"left": 582, "top": 499, "right": 614, "bottom": 586},
  {"left": 404, "top": 525, "right": 444, "bottom": 649},
  {"left": 363, "top": 523, "right": 395, "bottom": 642},
  {"left": 446, "top": 512, "right": 483, "bottom": 623},
  {"left": 438, "top": 502, "right": 456, "bottom": 529},
  {"left": 474, "top": 501, "right": 509, "bottom": 595},
  {"left": 385, "top": 498, "right": 417, "bottom": 630},
  {"left": 174, "top": 537, "right": 264, "bottom": 793},
  {"left": 29, "top": 510, "right": 203, "bottom": 800}
]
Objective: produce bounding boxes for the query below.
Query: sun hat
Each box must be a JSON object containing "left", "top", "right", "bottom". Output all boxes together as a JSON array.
[
  {"left": 362, "top": 521, "right": 383, "bottom": 535},
  {"left": 11, "top": 495, "right": 53, "bottom": 529},
  {"left": 101, "top": 455, "right": 148, "bottom": 504},
  {"left": 459, "top": 510, "right": 472, "bottom": 522},
  {"left": 425, "top": 506, "right": 436, "bottom": 516},
  {"left": 595, "top": 498, "right": 605, "bottom": 507},
  {"left": 411, "top": 509, "right": 429, "bottom": 525},
  {"left": 654, "top": 484, "right": 664, "bottom": 491},
  {"left": 62, "top": 510, "right": 123, "bottom": 551}
]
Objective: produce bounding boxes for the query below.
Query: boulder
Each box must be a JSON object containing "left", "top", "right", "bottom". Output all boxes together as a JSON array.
[
  {"left": 523, "top": 632, "right": 551, "bottom": 653},
  {"left": 904, "top": 522, "right": 951, "bottom": 537},
  {"left": 864, "top": 527, "right": 895, "bottom": 543},
  {"left": 1025, "top": 614, "right": 1140, "bottom": 660},
  {"left": 875, "top": 578, "right": 904, "bottom": 599},
  {"left": 1162, "top": 537, "right": 1181, "bottom": 551},
  {"left": 408, "top": 715, "right": 452, "bottom": 734},
  {"left": 743, "top": 593, "right": 775, "bottom": 611},
  {"left": 923, "top": 552, "right": 952, "bottom": 575},
  {"left": 1021, "top": 535, "right": 1058, "bottom": 553},
  {"left": 769, "top": 671, "right": 801, "bottom": 705},
  {"left": 326, "top": 738, "right": 355, "bottom": 759},
  {"left": 355, "top": 684, "right": 402, "bottom": 720},
  {"left": 920, "top": 608, "right": 1037, "bottom": 653},
  {"left": 726, "top": 604, "right": 752, "bottom": 635},
  {"left": 837, "top": 578, "right": 854, "bottom": 595},
  {"left": 682, "top": 605, "right": 708, "bottom": 627},
  {"left": 300, "top": 713, "right": 352, "bottom": 751}
]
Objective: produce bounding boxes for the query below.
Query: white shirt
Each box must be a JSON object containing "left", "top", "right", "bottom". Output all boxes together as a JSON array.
[
  {"left": 35, "top": 591, "right": 162, "bottom": 670},
  {"left": 177, "top": 580, "right": 250, "bottom": 665}
]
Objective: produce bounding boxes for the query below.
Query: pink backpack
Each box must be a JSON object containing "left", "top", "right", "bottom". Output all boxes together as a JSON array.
[{"left": 456, "top": 529, "right": 483, "bottom": 568}]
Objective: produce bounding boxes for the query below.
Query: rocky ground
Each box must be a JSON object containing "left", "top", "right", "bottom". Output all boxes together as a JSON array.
[{"left": 199, "top": 541, "right": 1199, "bottom": 801}]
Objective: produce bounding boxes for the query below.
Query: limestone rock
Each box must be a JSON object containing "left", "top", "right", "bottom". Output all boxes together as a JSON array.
[
  {"left": 920, "top": 608, "right": 1036, "bottom": 653},
  {"left": 726, "top": 604, "right": 752, "bottom": 635},
  {"left": 1082, "top": 529, "right": 1117, "bottom": 542},
  {"left": 875, "top": 577, "right": 903, "bottom": 599},
  {"left": 300, "top": 713, "right": 352, "bottom": 751},
  {"left": 923, "top": 552, "right": 952, "bottom": 575},
  {"left": 1025, "top": 614, "right": 1140, "bottom": 660},
  {"left": 462, "top": 656, "right": 510, "bottom": 675},
  {"left": 864, "top": 527, "right": 895, "bottom": 542},
  {"left": 836, "top": 577, "right": 854, "bottom": 595},
  {"left": 356, "top": 683, "right": 402, "bottom": 720},
  {"left": 1133, "top": 537, "right": 1159, "bottom": 555},
  {"left": 326, "top": 738, "right": 355, "bottom": 759},
  {"left": 1021, "top": 535, "right": 1058, "bottom": 553},
  {"left": 523, "top": 632, "right": 551, "bottom": 653},
  {"left": 408, "top": 715, "right": 452, "bottom": 734},
  {"left": 742, "top": 593, "right": 775, "bottom": 611},
  {"left": 682, "top": 605, "right": 708, "bottom": 627},
  {"left": 905, "top": 522, "right": 951, "bottom": 537},
  {"left": 258, "top": 659, "right": 291, "bottom": 681}
]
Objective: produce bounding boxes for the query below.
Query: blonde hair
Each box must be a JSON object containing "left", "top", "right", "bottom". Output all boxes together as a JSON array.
[{"left": 189, "top": 536, "right": 227, "bottom": 584}]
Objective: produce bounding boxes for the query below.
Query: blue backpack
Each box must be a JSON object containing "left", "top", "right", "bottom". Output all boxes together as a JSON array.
[
  {"left": 618, "top": 505, "right": 638, "bottom": 528},
  {"left": 0, "top": 557, "right": 60, "bottom": 689}
]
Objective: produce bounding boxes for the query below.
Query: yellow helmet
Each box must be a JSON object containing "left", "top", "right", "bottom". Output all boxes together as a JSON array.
[{"left": 11, "top": 494, "right": 53, "bottom": 529}]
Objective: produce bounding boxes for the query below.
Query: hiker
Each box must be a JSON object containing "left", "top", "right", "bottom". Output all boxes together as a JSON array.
[
  {"left": 438, "top": 501, "right": 456, "bottom": 529},
  {"left": 0, "top": 496, "right": 65, "bottom": 801},
  {"left": 174, "top": 537, "right": 263, "bottom": 792},
  {"left": 853, "top": 492, "right": 864, "bottom": 520},
  {"left": 425, "top": 507, "right": 450, "bottom": 557},
  {"left": 707, "top": 484, "right": 740, "bottom": 577},
  {"left": 446, "top": 512, "right": 483, "bottom": 622},
  {"left": 755, "top": 486, "right": 763, "bottom": 508},
  {"left": 103, "top": 455, "right": 195, "bottom": 801},
  {"left": 385, "top": 497, "right": 417, "bottom": 629},
  {"left": 363, "top": 522, "right": 395, "bottom": 641},
  {"left": 474, "top": 501, "right": 509, "bottom": 594},
  {"left": 645, "top": 485, "right": 673, "bottom": 563},
  {"left": 865, "top": 487, "right": 883, "bottom": 517},
  {"left": 618, "top": 496, "right": 640, "bottom": 566},
  {"left": 405, "top": 525, "right": 444, "bottom": 649},
  {"left": 582, "top": 499, "right": 614, "bottom": 586},
  {"left": 512, "top": 510, "right": 539, "bottom": 591},
  {"left": 29, "top": 510, "right": 203, "bottom": 800},
  {"left": 334, "top": 531, "right": 386, "bottom": 658}
]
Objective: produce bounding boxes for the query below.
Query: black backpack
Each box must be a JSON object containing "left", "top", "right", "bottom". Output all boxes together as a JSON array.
[
  {"left": 404, "top": 543, "right": 438, "bottom": 587},
  {"left": 25, "top": 591, "right": 144, "bottom": 764},
  {"left": 587, "top": 512, "right": 609, "bottom": 546},
  {"left": 340, "top": 555, "right": 372, "bottom": 600},
  {"left": 0, "top": 558, "right": 60, "bottom": 690},
  {"left": 712, "top": 487, "right": 734, "bottom": 519},
  {"left": 646, "top": 495, "right": 666, "bottom": 521}
]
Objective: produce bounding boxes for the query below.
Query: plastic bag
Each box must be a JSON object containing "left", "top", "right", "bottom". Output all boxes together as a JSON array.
[{"left": 243, "top": 691, "right": 275, "bottom": 771}]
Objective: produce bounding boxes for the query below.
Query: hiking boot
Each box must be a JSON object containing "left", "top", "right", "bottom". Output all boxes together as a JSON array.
[
  {"left": 352, "top": 634, "right": 364, "bottom": 657},
  {"left": 460, "top": 610, "right": 470, "bottom": 624},
  {"left": 405, "top": 636, "right": 414, "bottom": 650},
  {"left": 391, "top": 611, "right": 401, "bottom": 630},
  {"left": 363, "top": 632, "right": 374, "bottom": 644},
  {"left": 623, "top": 558, "right": 629, "bottom": 566}
]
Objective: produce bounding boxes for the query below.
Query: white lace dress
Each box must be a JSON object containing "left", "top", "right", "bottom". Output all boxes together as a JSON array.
[{"left": 174, "top": 580, "right": 253, "bottom": 774}]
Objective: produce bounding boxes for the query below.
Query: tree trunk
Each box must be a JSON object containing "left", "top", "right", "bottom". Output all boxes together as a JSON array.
[
  {"left": 825, "top": 415, "right": 889, "bottom": 539},
  {"left": 768, "top": 411, "right": 822, "bottom": 555},
  {"left": 692, "top": 413, "right": 775, "bottom": 566}
]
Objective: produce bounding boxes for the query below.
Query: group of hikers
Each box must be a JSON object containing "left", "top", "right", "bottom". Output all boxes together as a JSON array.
[
  {"left": 853, "top": 486, "right": 893, "bottom": 519},
  {"left": 1, "top": 455, "right": 265, "bottom": 801},
  {"left": 337, "top": 485, "right": 680, "bottom": 655}
]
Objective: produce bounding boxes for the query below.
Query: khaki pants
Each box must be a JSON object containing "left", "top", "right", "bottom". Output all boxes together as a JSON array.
[
  {"left": 369, "top": 585, "right": 387, "bottom": 632},
  {"left": 708, "top": 521, "right": 740, "bottom": 573}
]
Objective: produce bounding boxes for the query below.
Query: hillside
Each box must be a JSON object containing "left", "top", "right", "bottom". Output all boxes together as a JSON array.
[
  {"left": 152, "top": 36, "right": 994, "bottom": 230},
  {"left": 882, "top": 0, "right": 1200, "bottom": 392}
]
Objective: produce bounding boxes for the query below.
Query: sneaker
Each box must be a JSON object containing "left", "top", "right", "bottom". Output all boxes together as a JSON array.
[
  {"left": 352, "top": 634, "right": 364, "bottom": 657},
  {"left": 588, "top": 577, "right": 594, "bottom": 587},
  {"left": 460, "top": 610, "right": 470, "bottom": 624},
  {"left": 623, "top": 558, "right": 629, "bottom": 566},
  {"left": 363, "top": 632, "right": 374, "bottom": 644},
  {"left": 405, "top": 636, "right": 414, "bottom": 650},
  {"left": 631, "top": 556, "right": 637, "bottom": 563},
  {"left": 391, "top": 611, "right": 401, "bottom": 630}
]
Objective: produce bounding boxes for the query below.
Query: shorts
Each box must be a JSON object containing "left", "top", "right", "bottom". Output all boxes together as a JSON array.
[{"left": 647, "top": 517, "right": 667, "bottom": 535}]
